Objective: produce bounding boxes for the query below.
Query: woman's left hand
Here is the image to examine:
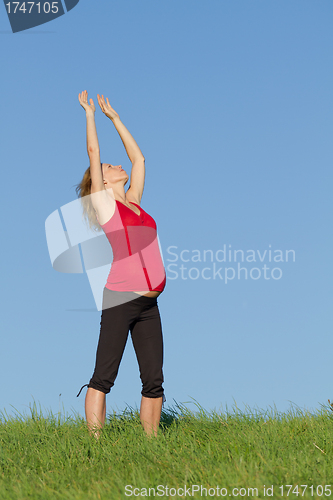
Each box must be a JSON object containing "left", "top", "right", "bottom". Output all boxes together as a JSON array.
[{"left": 97, "top": 94, "right": 120, "bottom": 121}]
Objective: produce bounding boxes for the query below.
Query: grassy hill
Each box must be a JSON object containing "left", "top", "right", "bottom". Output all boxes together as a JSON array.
[{"left": 1, "top": 400, "right": 332, "bottom": 499}]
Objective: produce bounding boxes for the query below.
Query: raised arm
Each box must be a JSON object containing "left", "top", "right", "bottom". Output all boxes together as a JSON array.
[
  {"left": 98, "top": 94, "right": 145, "bottom": 204},
  {"left": 78, "top": 90, "right": 104, "bottom": 193}
]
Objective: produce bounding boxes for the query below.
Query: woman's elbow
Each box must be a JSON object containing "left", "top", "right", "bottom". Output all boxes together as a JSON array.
[
  {"left": 88, "top": 147, "right": 100, "bottom": 156},
  {"left": 133, "top": 155, "right": 145, "bottom": 163}
]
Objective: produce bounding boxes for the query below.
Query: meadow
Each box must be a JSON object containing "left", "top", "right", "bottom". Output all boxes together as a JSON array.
[{"left": 0, "top": 399, "right": 332, "bottom": 499}]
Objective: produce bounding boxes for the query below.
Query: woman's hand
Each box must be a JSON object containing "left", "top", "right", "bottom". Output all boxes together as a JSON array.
[
  {"left": 97, "top": 94, "right": 120, "bottom": 121},
  {"left": 78, "top": 90, "right": 96, "bottom": 115}
]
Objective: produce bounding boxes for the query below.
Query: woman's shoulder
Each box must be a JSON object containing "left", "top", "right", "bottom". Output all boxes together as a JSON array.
[{"left": 91, "top": 188, "right": 116, "bottom": 226}]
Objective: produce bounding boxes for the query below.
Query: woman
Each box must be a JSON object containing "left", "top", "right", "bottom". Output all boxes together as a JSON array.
[{"left": 76, "top": 90, "right": 166, "bottom": 438}]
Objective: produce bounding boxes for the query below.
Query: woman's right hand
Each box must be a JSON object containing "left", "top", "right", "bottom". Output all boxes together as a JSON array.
[
  {"left": 78, "top": 90, "right": 96, "bottom": 114},
  {"left": 97, "top": 94, "right": 120, "bottom": 121}
]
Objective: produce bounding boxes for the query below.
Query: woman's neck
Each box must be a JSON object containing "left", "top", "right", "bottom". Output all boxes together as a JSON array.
[{"left": 108, "top": 183, "right": 127, "bottom": 202}]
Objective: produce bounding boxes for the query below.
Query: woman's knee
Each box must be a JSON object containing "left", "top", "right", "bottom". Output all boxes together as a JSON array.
[
  {"left": 141, "top": 372, "right": 164, "bottom": 399},
  {"left": 88, "top": 379, "right": 113, "bottom": 395}
]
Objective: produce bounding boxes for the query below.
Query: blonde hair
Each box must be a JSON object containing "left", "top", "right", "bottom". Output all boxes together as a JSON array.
[{"left": 75, "top": 166, "right": 102, "bottom": 232}]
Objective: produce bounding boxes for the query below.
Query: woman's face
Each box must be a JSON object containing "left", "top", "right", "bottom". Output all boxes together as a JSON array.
[{"left": 102, "top": 163, "right": 129, "bottom": 186}]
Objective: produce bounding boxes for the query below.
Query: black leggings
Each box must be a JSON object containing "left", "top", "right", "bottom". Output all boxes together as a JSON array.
[{"left": 77, "top": 288, "right": 165, "bottom": 401}]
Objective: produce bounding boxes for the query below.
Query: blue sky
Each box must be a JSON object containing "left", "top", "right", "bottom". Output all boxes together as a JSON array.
[{"left": 1, "top": 0, "right": 332, "bottom": 420}]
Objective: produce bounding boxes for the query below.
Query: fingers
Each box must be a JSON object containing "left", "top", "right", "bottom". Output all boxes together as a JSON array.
[
  {"left": 98, "top": 93, "right": 107, "bottom": 113},
  {"left": 97, "top": 93, "right": 103, "bottom": 110},
  {"left": 78, "top": 91, "right": 86, "bottom": 105},
  {"left": 105, "top": 96, "right": 114, "bottom": 112},
  {"left": 78, "top": 90, "right": 88, "bottom": 103},
  {"left": 89, "top": 92, "right": 114, "bottom": 115},
  {"left": 79, "top": 90, "right": 96, "bottom": 113}
]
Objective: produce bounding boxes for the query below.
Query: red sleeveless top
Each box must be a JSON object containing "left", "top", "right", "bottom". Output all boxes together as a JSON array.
[{"left": 99, "top": 200, "right": 166, "bottom": 292}]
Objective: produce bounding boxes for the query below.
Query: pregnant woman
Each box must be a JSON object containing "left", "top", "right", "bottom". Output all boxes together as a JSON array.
[{"left": 76, "top": 91, "right": 166, "bottom": 438}]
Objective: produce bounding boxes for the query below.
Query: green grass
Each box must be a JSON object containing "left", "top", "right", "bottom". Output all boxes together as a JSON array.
[{"left": 1, "top": 399, "right": 333, "bottom": 499}]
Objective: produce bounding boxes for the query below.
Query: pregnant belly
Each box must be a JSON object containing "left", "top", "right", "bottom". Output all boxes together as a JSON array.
[{"left": 133, "top": 290, "right": 162, "bottom": 298}]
